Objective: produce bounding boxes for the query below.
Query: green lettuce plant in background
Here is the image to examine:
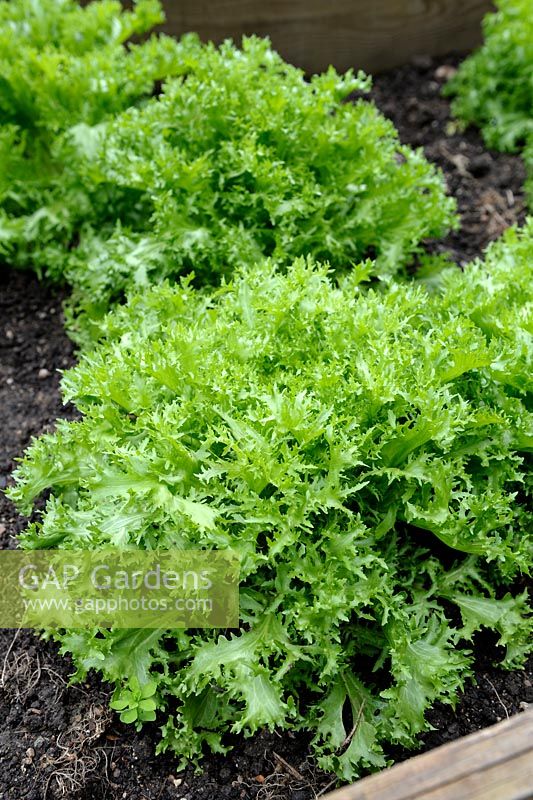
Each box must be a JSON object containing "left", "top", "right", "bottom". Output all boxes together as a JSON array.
[
  {"left": 445, "top": 0, "right": 533, "bottom": 205},
  {"left": 0, "top": 0, "right": 182, "bottom": 136},
  {"left": 1, "top": 3, "right": 457, "bottom": 339},
  {"left": 0, "top": 0, "right": 190, "bottom": 284}
]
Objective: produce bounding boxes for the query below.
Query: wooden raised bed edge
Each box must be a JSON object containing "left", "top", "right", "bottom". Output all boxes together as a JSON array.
[
  {"left": 160, "top": 0, "right": 493, "bottom": 74},
  {"left": 323, "top": 711, "right": 533, "bottom": 800}
]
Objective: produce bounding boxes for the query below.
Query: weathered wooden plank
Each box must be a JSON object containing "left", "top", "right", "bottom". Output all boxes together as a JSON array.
[
  {"left": 419, "top": 752, "right": 533, "bottom": 800},
  {"left": 161, "top": 0, "right": 493, "bottom": 74},
  {"left": 324, "top": 711, "right": 533, "bottom": 800}
]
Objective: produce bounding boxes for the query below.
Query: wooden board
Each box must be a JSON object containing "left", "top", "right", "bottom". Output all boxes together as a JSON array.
[
  {"left": 161, "top": 0, "right": 493, "bottom": 74},
  {"left": 323, "top": 711, "right": 533, "bottom": 800}
]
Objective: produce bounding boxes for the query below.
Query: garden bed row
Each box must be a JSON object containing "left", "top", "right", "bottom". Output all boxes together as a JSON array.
[{"left": 0, "top": 53, "right": 530, "bottom": 800}]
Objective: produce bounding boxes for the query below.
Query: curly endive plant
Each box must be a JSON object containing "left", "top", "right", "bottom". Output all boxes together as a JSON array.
[
  {"left": 445, "top": 0, "right": 533, "bottom": 206},
  {"left": 1, "top": 10, "right": 456, "bottom": 337},
  {"left": 445, "top": 0, "right": 533, "bottom": 153},
  {"left": 10, "top": 221, "right": 532, "bottom": 780},
  {"left": 0, "top": 0, "right": 196, "bottom": 278}
]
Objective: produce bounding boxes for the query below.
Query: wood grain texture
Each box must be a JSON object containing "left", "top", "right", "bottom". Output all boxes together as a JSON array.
[
  {"left": 323, "top": 711, "right": 533, "bottom": 800},
  {"left": 161, "top": 0, "right": 494, "bottom": 73}
]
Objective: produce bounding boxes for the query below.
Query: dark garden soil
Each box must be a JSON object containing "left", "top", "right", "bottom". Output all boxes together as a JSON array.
[
  {"left": 0, "top": 55, "right": 531, "bottom": 800},
  {"left": 370, "top": 54, "right": 528, "bottom": 262}
]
